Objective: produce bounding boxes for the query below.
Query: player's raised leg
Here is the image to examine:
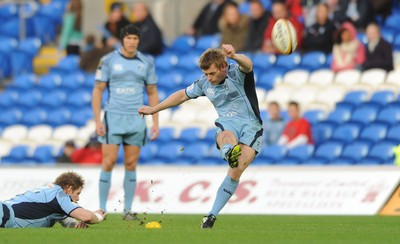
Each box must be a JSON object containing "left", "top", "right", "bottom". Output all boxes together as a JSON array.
[
  {"left": 216, "top": 130, "right": 242, "bottom": 167},
  {"left": 122, "top": 144, "right": 140, "bottom": 220},
  {"left": 99, "top": 144, "right": 119, "bottom": 212}
]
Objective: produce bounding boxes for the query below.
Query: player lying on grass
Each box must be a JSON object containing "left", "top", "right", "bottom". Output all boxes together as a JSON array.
[
  {"left": 139, "top": 44, "right": 263, "bottom": 229},
  {"left": 0, "top": 172, "right": 106, "bottom": 228}
]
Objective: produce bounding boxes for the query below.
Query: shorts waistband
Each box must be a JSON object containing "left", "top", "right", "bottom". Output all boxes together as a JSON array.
[{"left": 1, "top": 203, "right": 10, "bottom": 228}]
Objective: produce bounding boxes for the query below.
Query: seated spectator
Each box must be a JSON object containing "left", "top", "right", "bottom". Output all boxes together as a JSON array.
[
  {"left": 331, "top": 22, "right": 365, "bottom": 72},
  {"left": 277, "top": 0, "right": 303, "bottom": 20},
  {"left": 71, "top": 137, "right": 102, "bottom": 164},
  {"left": 102, "top": 2, "right": 130, "bottom": 48},
  {"left": 218, "top": 2, "right": 249, "bottom": 52},
  {"left": 278, "top": 101, "right": 313, "bottom": 149},
  {"left": 56, "top": 140, "right": 76, "bottom": 163},
  {"left": 303, "top": 3, "right": 336, "bottom": 54},
  {"left": 264, "top": 102, "right": 286, "bottom": 145},
  {"left": 343, "top": 0, "right": 375, "bottom": 30},
  {"left": 59, "top": 0, "right": 83, "bottom": 55},
  {"left": 80, "top": 34, "right": 114, "bottom": 73},
  {"left": 130, "top": 2, "right": 163, "bottom": 56},
  {"left": 362, "top": 23, "right": 393, "bottom": 72},
  {"left": 243, "top": 0, "right": 271, "bottom": 53},
  {"left": 262, "top": 1, "right": 303, "bottom": 53},
  {"left": 186, "top": 0, "right": 235, "bottom": 37}
]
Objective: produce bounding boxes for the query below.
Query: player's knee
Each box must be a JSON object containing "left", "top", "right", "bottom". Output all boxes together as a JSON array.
[{"left": 124, "top": 156, "right": 139, "bottom": 169}]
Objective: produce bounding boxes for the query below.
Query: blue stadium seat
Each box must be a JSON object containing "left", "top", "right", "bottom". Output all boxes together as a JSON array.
[
  {"left": 380, "top": 27, "right": 396, "bottom": 43},
  {"left": 384, "top": 125, "right": 400, "bottom": 144},
  {"left": 358, "top": 142, "right": 396, "bottom": 165},
  {"left": 60, "top": 72, "right": 85, "bottom": 91},
  {"left": 176, "top": 53, "right": 200, "bottom": 71},
  {"left": 178, "top": 127, "right": 202, "bottom": 143},
  {"left": 16, "top": 90, "right": 42, "bottom": 108},
  {"left": 375, "top": 107, "right": 400, "bottom": 126},
  {"left": 0, "top": 4, "right": 18, "bottom": 20},
  {"left": 312, "top": 122, "right": 335, "bottom": 145},
  {"left": 157, "top": 70, "right": 184, "bottom": 90},
  {"left": 0, "top": 109, "right": 22, "bottom": 127},
  {"left": 281, "top": 144, "right": 314, "bottom": 164},
  {"left": 323, "top": 53, "right": 332, "bottom": 68},
  {"left": 65, "top": 89, "right": 91, "bottom": 108},
  {"left": 180, "top": 142, "right": 210, "bottom": 164},
  {"left": 2, "top": 145, "right": 30, "bottom": 162},
  {"left": 348, "top": 106, "right": 378, "bottom": 126},
  {"left": 393, "top": 33, "right": 400, "bottom": 51},
  {"left": 298, "top": 51, "right": 326, "bottom": 71},
  {"left": 384, "top": 14, "right": 400, "bottom": 32},
  {"left": 31, "top": 145, "right": 55, "bottom": 164},
  {"left": 46, "top": 108, "right": 71, "bottom": 127},
  {"left": 358, "top": 124, "right": 388, "bottom": 144},
  {"left": 257, "top": 69, "right": 284, "bottom": 90},
  {"left": 202, "top": 128, "right": 216, "bottom": 144},
  {"left": 155, "top": 53, "right": 178, "bottom": 71},
  {"left": 21, "top": 108, "right": 47, "bottom": 127},
  {"left": 50, "top": 55, "right": 80, "bottom": 75},
  {"left": 11, "top": 38, "right": 42, "bottom": 76},
  {"left": 336, "top": 91, "right": 368, "bottom": 111},
  {"left": 331, "top": 142, "right": 370, "bottom": 165},
  {"left": 195, "top": 35, "right": 220, "bottom": 51},
  {"left": 259, "top": 145, "right": 287, "bottom": 164},
  {"left": 330, "top": 123, "right": 361, "bottom": 144},
  {"left": 70, "top": 108, "right": 93, "bottom": 127},
  {"left": 9, "top": 73, "right": 37, "bottom": 90},
  {"left": 181, "top": 70, "right": 203, "bottom": 87},
  {"left": 357, "top": 32, "right": 367, "bottom": 45},
  {"left": 0, "top": 90, "right": 19, "bottom": 109},
  {"left": 40, "top": 90, "right": 67, "bottom": 109},
  {"left": 305, "top": 142, "right": 343, "bottom": 165},
  {"left": 157, "top": 127, "right": 176, "bottom": 142},
  {"left": 303, "top": 110, "right": 325, "bottom": 125},
  {"left": 39, "top": 73, "right": 62, "bottom": 90},
  {"left": 0, "top": 18, "right": 19, "bottom": 39},
  {"left": 154, "top": 142, "right": 184, "bottom": 163},
  {"left": 0, "top": 37, "right": 17, "bottom": 78},
  {"left": 84, "top": 73, "right": 95, "bottom": 88},
  {"left": 139, "top": 144, "right": 158, "bottom": 163},
  {"left": 325, "top": 108, "right": 351, "bottom": 125},
  {"left": 252, "top": 53, "right": 276, "bottom": 70},
  {"left": 274, "top": 53, "right": 301, "bottom": 71},
  {"left": 363, "top": 90, "right": 395, "bottom": 109},
  {"left": 169, "top": 35, "right": 196, "bottom": 54}
]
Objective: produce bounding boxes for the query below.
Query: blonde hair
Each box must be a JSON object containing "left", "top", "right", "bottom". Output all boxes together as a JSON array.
[{"left": 198, "top": 48, "right": 227, "bottom": 70}]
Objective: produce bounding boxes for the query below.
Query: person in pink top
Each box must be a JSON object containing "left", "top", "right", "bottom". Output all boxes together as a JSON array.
[{"left": 331, "top": 21, "right": 365, "bottom": 72}]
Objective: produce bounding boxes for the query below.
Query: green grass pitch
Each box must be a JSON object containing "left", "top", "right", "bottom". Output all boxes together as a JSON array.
[{"left": 1, "top": 214, "right": 399, "bottom": 243}]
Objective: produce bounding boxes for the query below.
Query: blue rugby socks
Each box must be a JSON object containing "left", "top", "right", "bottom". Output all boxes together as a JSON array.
[
  {"left": 209, "top": 175, "right": 239, "bottom": 217},
  {"left": 99, "top": 170, "right": 112, "bottom": 211},
  {"left": 123, "top": 170, "right": 137, "bottom": 214}
]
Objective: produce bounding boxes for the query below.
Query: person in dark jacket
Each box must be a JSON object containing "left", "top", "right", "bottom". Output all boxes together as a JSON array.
[
  {"left": 130, "top": 2, "right": 163, "bottom": 56},
  {"left": 362, "top": 23, "right": 393, "bottom": 72},
  {"left": 243, "top": 0, "right": 271, "bottom": 52},
  {"left": 187, "top": 0, "right": 235, "bottom": 37},
  {"left": 303, "top": 3, "right": 336, "bottom": 53},
  {"left": 102, "top": 2, "right": 130, "bottom": 48}
]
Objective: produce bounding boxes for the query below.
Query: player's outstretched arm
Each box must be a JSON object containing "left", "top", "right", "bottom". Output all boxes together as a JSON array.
[
  {"left": 138, "top": 89, "right": 189, "bottom": 115},
  {"left": 59, "top": 217, "right": 89, "bottom": 228},
  {"left": 221, "top": 44, "right": 253, "bottom": 73},
  {"left": 70, "top": 208, "right": 107, "bottom": 224}
]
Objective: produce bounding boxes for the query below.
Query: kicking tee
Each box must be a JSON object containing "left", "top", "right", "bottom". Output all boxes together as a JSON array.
[{"left": 95, "top": 49, "right": 157, "bottom": 114}]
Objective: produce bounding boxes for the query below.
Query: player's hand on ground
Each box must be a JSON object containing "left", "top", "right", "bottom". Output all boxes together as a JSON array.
[
  {"left": 221, "top": 44, "right": 235, "bottom": 58},
  {"left": 75, "top": 221, "right": 89, "bottom": 228},
  {"left": 94, "top": 209, "right": 107, "bottom": 221},
  {"left": 95, "top": 122, "right": 106, "bottom": 136},
  {"left": 149, "top": 124, "right": 159, "bottom": 141},
  {"left": 138, "top": 106, "right": 156, "bottom": 117}
]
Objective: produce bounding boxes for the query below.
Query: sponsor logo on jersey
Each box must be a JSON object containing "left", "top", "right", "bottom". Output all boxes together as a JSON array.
[
  {"left": 116, "top": 87, "right": 135, "bottom": 94},
  {"left": 206, "top": 88, "right": 215, "bottom": 95},
  {"left": 113, "top": 64, "right": 123, "bottom": 71}
]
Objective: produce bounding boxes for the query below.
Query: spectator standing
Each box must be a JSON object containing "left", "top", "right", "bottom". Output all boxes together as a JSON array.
[
  {"left": 70, "top": 137, "right": 102, "bottom": 165},
  {"left": 130, "top": 3, "right": 163, "bottom": 56},
  {"left": 262, "top": 1, "right": 303, "bottom": 53},
  {"left": 278, "top": 101, "right": 312, "bottom": 149},
  {"left": 102, "top": 2, "right": 130, "bottom": 48},
  {"left": 301, "top": 0, "right": 321, "bottom": 28},
  {"left": 362, "top": 23, "right": 393, "bottom": 72},
  {"left": 326, "top": 0, "right": 348, "bottom": 28},
  {"left": 59, "top": 0, "right": 83, "bottom": 55},
  {"left": 264, "top": 102, "right": 286, "bottom": 145},
  {"left": 56, "top": 140, "right": 76, "bottom": 163},
  {"left": 187, "top": 0, "right": 235, "bottom": 37},
  {"left": 331, "top": 21, "right": 365, "bottom": 72},
  {"left": 303, "top": 3, "right": 336, "bottom": 54},
  {"left": 343, "top": 0, "right": 375, "bottom": 30},
  {"left": 219, "top": 2, "right": 249, "bottom": 52},
  {"left": 243, "top": 0, "right": 271, "bottom": 52}
]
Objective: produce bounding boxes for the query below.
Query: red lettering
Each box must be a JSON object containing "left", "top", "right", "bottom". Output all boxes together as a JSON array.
[
  {"left": 179, "top": 181, "right": 210, "bottom": 203},
  {"left": 229, "top": 180, "right": 257, "bottom": 203},
  {"left": 136, "top": 180, "right": 162, "bottom": 202}
]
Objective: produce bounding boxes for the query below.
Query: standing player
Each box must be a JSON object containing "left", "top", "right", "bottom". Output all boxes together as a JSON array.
[
  {"left": 92, "top": 24, "right": 159, "bottom": 220},
  {"left": 0, "top": 172, "right": 106, "bottom": 228},
  {"left": 138, "top": 44, "right": 263, "bottom": 228}
]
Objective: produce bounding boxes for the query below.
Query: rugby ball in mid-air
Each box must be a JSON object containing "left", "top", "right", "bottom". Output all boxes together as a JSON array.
[{"left": 271, "top": 18, "right": 297, "bottom": 55}]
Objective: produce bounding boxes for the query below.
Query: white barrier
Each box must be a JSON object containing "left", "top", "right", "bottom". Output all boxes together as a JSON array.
[{"left": 0, "top": 166, "right": 399, "bottom": 215}]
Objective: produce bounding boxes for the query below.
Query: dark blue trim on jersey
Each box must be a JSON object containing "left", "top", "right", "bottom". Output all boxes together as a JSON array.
[
  {"left": 249, "top": 128, "right": 264, "bottom": 153},
  {"left": 243, "top": 71, "right": 262, "bottom": 123},
  {"left": 104, "top": 112, "right": 109, "bottom": 144},
  {"left": 214, "top": 122, "right": 225, "bottom": 150},
  {"left": 12, "top": 197, "right": 66, "bottom": 220},
  {"left": 1, "top": 203, "right": 10, "bottom": 227},
  {"left": 117, "top": 50, "right": 141, "bottom": 61},
  {"left": 143, "top": 127, "right": 147, "bottom": 145}
]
